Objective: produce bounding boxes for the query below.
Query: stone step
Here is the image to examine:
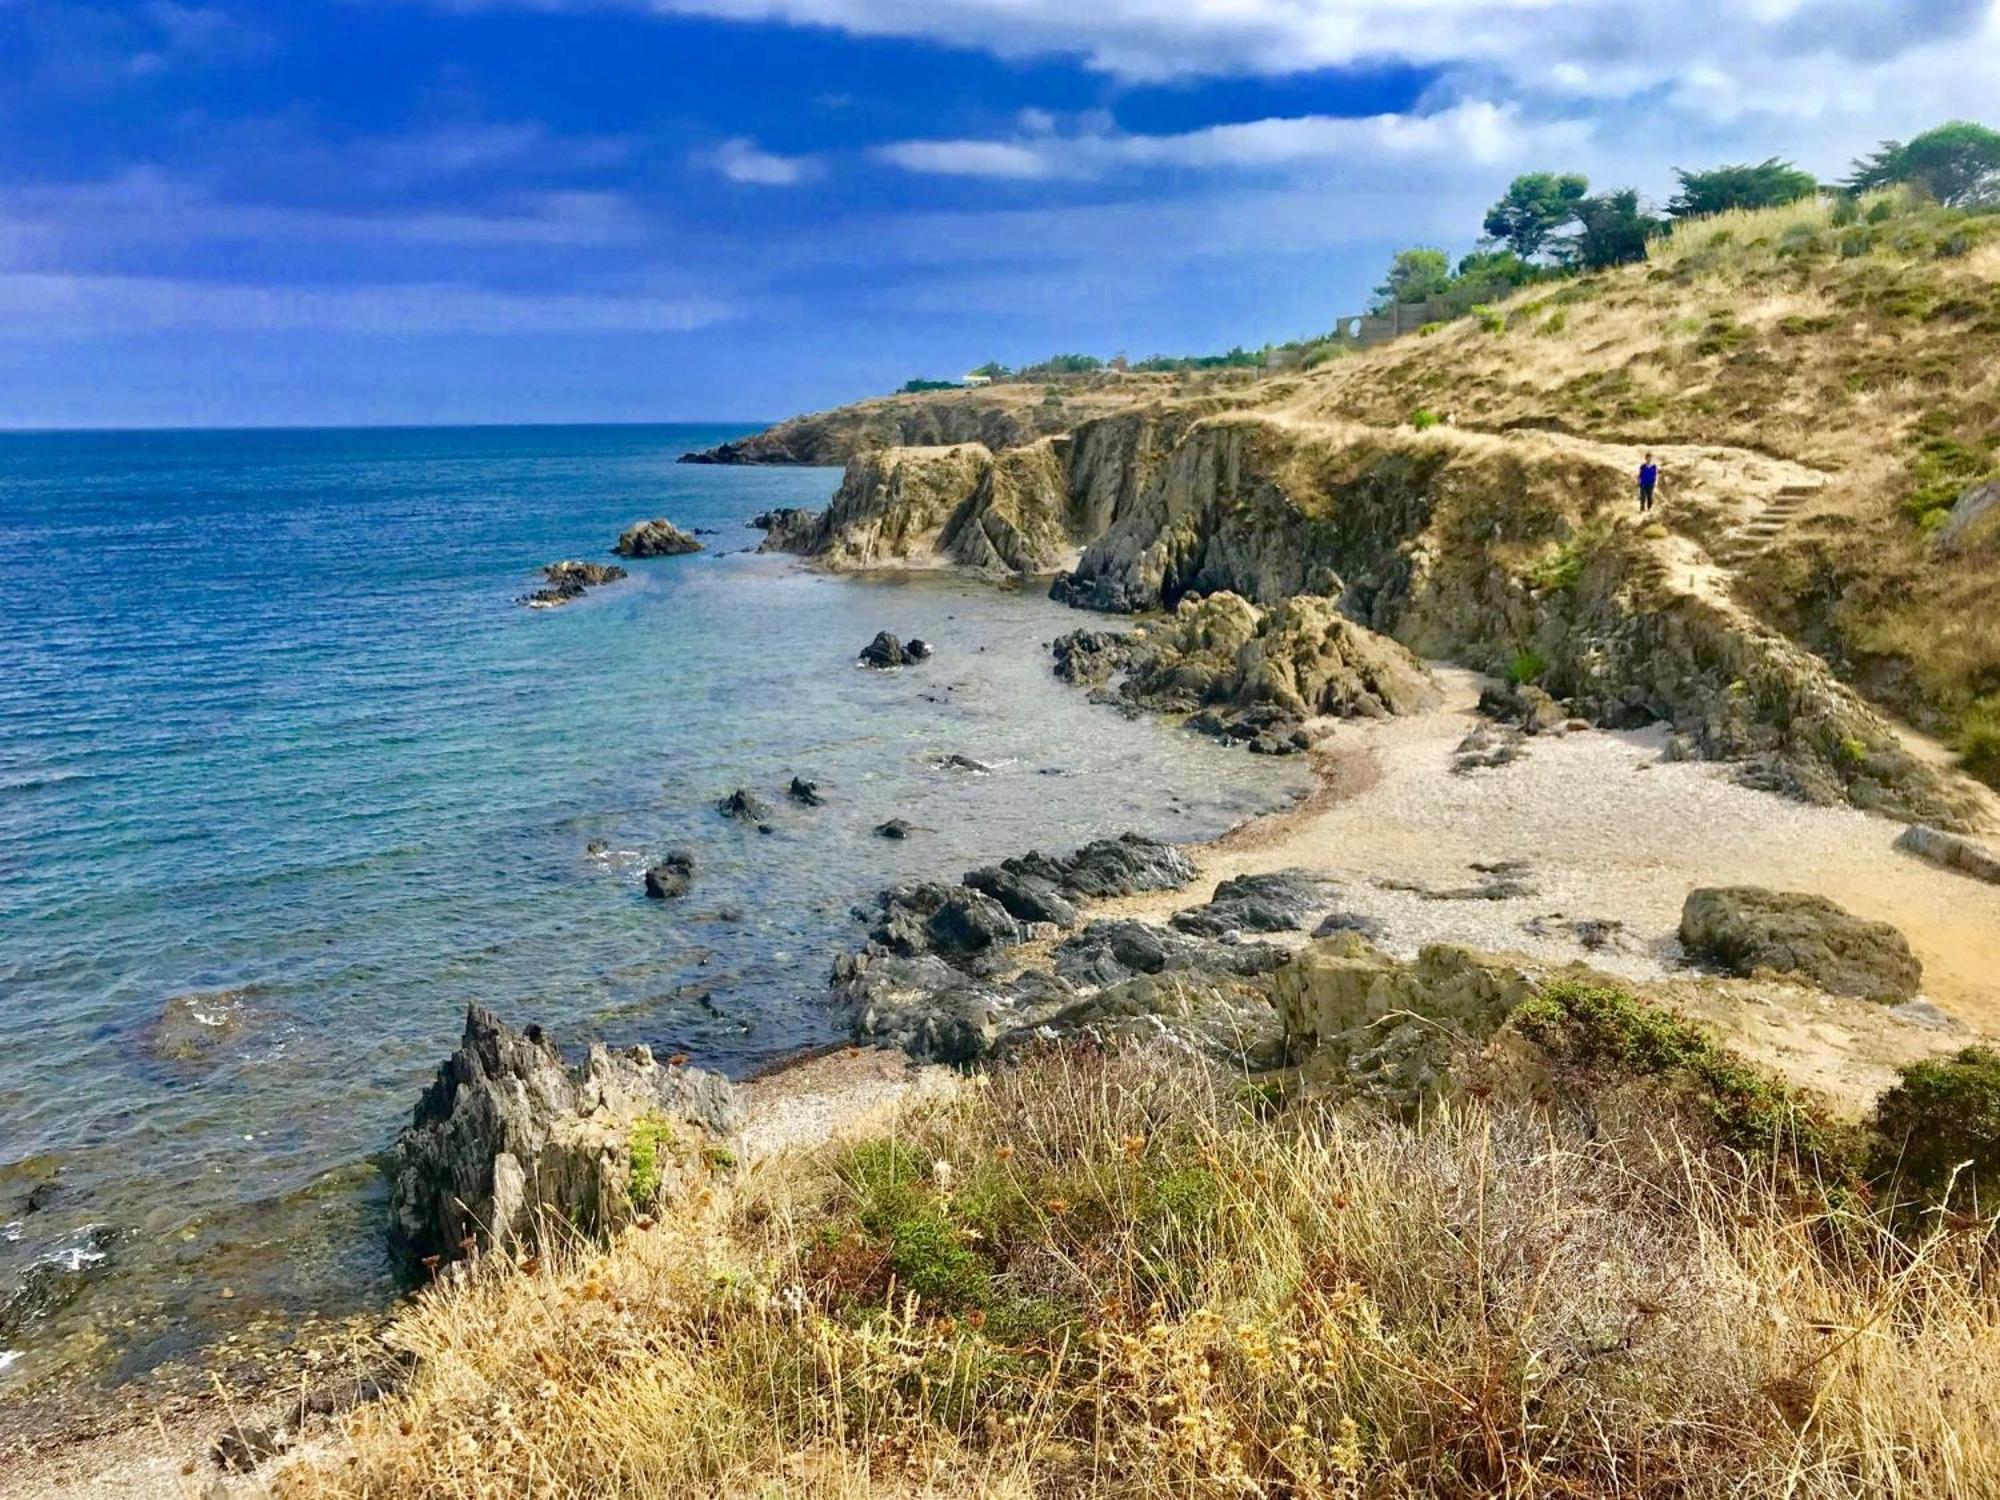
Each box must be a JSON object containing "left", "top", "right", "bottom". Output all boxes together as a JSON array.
[{"left": 1774, "top": 484, "right": 1822, "bottom": 498}]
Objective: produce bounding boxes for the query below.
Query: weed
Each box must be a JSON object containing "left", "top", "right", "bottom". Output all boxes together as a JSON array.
[
  {"left": 627, "top": 1114, "right": 675, "bottom": 1209},
  {"left": 1508, "top": 648, "right": 1548, "bottom": 685}
]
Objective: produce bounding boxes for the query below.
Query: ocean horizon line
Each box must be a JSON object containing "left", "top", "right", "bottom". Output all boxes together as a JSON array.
[{"left": 0, "top": 417, "right": 777, "bottom": 439}]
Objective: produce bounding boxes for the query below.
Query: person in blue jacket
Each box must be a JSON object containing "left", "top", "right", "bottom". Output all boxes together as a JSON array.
[{"left": 1637, "top": 454, "right": 1661, "bottom": 513}]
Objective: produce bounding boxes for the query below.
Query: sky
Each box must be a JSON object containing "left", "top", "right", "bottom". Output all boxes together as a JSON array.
[{"left": 1, "top": 0, "right": 1997, "bottom": 428}]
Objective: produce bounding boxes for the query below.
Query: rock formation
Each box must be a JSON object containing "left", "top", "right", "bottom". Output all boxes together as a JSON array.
[
  {"left": 383, "top": 1006, "right": 738, "bottom": 1264},
  {"left": 519, "top": 560, "right": 628, "bottom": 608},
  {"left": 1678, "top": 887, "right": 1923, "bottom": 1001},
  {"left": 613, "top": 519, "right": 702, "bottom": 558},
  {"left": 643, "top": 852, "right": 695, "bottom": 900},
  {"left": 1053, "top": 591, "right": 1437, "bottom": 753},
  {"left": 1895, "top": 824, "right": 2000, "bottom": 886},
  {"left": 717, "top": 788, "right": 772, "bottom": 823},
  {"left": 859, "top": 631, "right": 932, "bottom": 668}
]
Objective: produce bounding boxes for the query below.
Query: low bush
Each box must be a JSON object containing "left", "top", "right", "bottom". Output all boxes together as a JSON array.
[{"left": 1871, "top": 1046, "right": 2000, "bottom": 1214}]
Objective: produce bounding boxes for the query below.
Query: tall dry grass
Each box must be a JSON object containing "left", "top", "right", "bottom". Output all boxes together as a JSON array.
[{"left": 284, "top": 1046, "right": 2000, "bottom": 1499}]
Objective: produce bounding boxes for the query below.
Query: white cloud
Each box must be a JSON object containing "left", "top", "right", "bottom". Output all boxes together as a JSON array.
[
  {"left": 0, "top": 272, "right": 735, "bottom": 337},
  {"left": 0, "top": 173, "right": 651, "bottom": 265},
  {"left": 707, "top": 136, "right": 817, "bottom": 185},
  {"left": 627, "top": 0, "right": 1993, "bottom": 94},
  {"left": 875, "top": 138, "right": 1059, "bottom": 180},
  {"left": 877, "top": 101, "right": 1589, "bottom": 181}
]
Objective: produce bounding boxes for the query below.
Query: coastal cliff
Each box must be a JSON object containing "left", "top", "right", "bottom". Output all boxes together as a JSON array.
[
  {"left": 754, "top": 401, "right": 1983, "bottom": 826},
  {"left": 722, "top": 195, "right": 2000, "bottom": 811},
  {"left": 678, "top": 376, "right": 1185, "bottom": 466}
]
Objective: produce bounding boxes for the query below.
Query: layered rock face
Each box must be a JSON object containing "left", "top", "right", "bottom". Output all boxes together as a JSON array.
[
  {"left": 1272, "top": 935, "right": 1538, "bottom": 1106},
  {"left": 383, "top": 1007, "right": 738, "bottom": 1264},
  {"left": 747, "top": 398, "right": 1974, "bottom": 824},
  {"left": 829, "top": 833, "right": 1334, "bottom": 1065},
  {"left": 760, "top": 442, "right": 1077, "bottom": 576},
  {"left": 1678, "top": 887, "right": 1923, "bottom": 1002}
]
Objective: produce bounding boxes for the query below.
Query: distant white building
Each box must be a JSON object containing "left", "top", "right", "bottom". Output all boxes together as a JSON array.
[{"left": 960, "top": 372, "right": 992, "bottom": 387}]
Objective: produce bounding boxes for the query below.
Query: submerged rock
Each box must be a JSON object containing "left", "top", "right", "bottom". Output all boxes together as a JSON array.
[
  {"left": 874, "top": 818, "right": 913, "bottom": 839},
  {"left": 383, "top": 1006, "right": 738, "bottom": 1264},
  {"left": 147, "top": 985, "right": 260, "bottom": 1064},
  {"left": 717, "top": 788, "right": 772, "bottom": 823},
  {"left": 788, "top": 776, "right": 826, "bottom": 807},
  {"left": 0, "top": 1226, "right": 117, "bottom": 1343},
  {"left": 519, "top": 559, "right": 628, "bottom": 609},
  {"left": 643, "top": 851, "right": 695, "bottom": 900},
  {"left": 613, "top": 519, "right": 702, "bottom": 558},
  {"left": 1679, "top": 886, "right": 1923, "bottom": 1002}
]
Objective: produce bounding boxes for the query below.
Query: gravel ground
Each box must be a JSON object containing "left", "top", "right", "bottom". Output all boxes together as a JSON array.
[{"left": 1097, "top": 667, "right": 2000, "bottom": 1105}]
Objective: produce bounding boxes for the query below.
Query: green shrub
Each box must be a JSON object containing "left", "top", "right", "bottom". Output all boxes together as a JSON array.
[
  {"left": 1513, "top": 979, "right": 1859, "bottom": 1176},
  {"left": 1410, "top": 408, "right": 1441, "bottom": 430},
  {"left": 1904, "top": 430, "right": 1996, "bottom": 523},
  {"left": 1527, "top": 537, "right": 1586, "bottom": 593},
  {"left": 1870, "top": 1047, "right": 2000, "bottom": 1213},
  {"left": 1472, "top": 303, "right": 1505, "bottom": 335},
  {"left": 1830, "top": 195, "right": 1861, "bottom": 227},
  {"left": 1840, "top": 227, "right": 1874, "bottom": 258},
  {"left": 1867, "top": 199, "right": 1897, "bottom": 224},
  {"left": 1954, "top": 697, "right": 2000, "bottom": 785},
  {"left": 1508, "top": 649, "right": 1548, "bottom": 685},
  {"left": 888, "top": 1210, "right": 992, "bottom": 1307}
]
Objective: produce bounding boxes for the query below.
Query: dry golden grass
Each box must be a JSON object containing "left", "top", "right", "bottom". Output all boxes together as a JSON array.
[{"left": 283, "top": 1045, "right": 2000, "bottom": 1499}]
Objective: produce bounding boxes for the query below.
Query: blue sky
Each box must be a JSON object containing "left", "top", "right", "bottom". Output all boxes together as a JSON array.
[{"left": 1, "top": 0, "right": 1995, "bottom": 427}]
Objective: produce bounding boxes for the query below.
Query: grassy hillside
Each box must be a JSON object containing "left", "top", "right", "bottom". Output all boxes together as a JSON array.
[
  {"left": 1266, "top": 194, "right": 2000, "bottom": 781},
  {"left": 283, "top": 1032, "right": 2000, "bottom": 1499}
]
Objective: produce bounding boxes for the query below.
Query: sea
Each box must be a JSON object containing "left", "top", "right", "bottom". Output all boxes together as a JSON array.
[{"left": 0, "top": 423, "right": 1308, "bottom": 1405}]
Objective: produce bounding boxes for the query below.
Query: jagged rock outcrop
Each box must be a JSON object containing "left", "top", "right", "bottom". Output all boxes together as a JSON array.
[
  {"left": 1169, "top": 870, "right": 1335, "bottom": 937},
  {"left": 1053, "top": 591, "right": 1436, "bottom": 753},
  {"left": 613, "top": 519, "right": 702, "bottom": 558},
  {"left": 1933, "top": 479, "right": 2000, "bottom": 555},
  {"left": 718, "top": 788, "right": 773, "bottom": 823},
  {"left": 1678, "top": 887, "right": 1923, "bottom": 1001},
  {"left": 833, "top": 833, "right": 1207, "bottom": 1061},
  {"left": 383, "top": 1006, "right": 738, "bottom": 1264},
  {"left": 1272, "top": 935, "right": 1539, "bottom": 1106},
  {"left": 760, "top": 441, "right": 1078, "bottom": 576},
  {"left": 519, "top": 560, "right": 628, "bottom": 608}
]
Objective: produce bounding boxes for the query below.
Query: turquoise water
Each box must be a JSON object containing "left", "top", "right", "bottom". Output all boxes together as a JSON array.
[{"left": 0, "top": 424, "right": 1306, "bottom": 1393}]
